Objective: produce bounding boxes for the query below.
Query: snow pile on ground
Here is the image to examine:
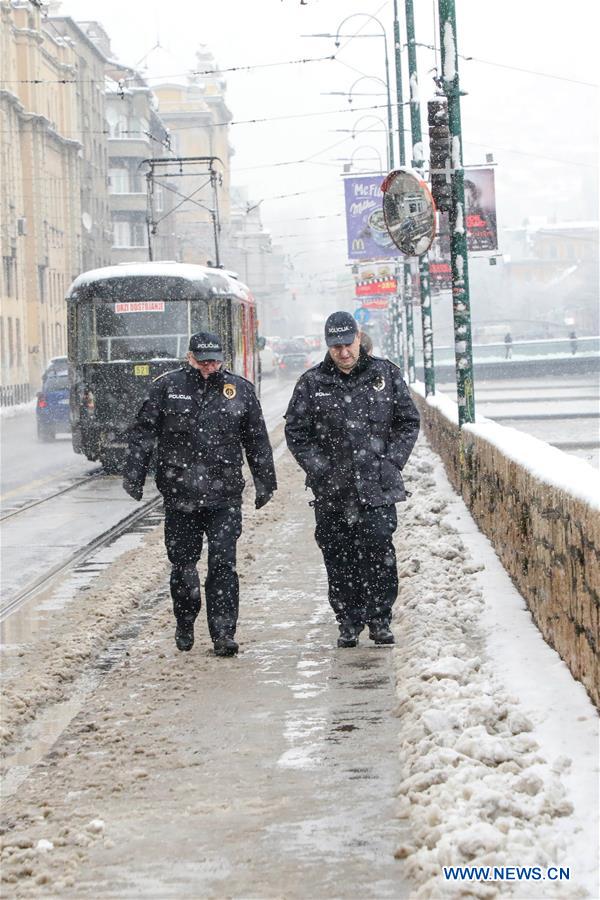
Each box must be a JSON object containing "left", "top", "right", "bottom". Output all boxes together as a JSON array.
[
  {"left": 392, "top": 442, "right": 596, "bottom": 898},
  {"left": 0, "top": 400, "right": 35, "bottom": 419},
  {"left": 0, "top": 527, "right": 169, "bottom": 751}
]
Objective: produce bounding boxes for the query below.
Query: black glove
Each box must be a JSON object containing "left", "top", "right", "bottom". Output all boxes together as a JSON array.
[
  {"left": 255, "top": 491, "right": 273, "bottom": 510},
  {"left": 123, "top": 478, "right": 143, "bottom": 501}
]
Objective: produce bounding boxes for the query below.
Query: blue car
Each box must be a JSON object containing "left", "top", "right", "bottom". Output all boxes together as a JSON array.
[{"left": 36, "top": 363, "right": 70, "bottom": 441}]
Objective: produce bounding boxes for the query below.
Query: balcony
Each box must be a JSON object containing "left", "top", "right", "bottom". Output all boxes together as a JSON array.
[
  {"left": 109, "top": 193, "right": 147, "bottom": 213},
  {"left": 108, "top": 137, "right": 152, "bottom": 160}
]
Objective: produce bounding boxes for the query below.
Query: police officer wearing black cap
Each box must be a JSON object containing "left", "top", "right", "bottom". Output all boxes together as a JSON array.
[
  {"left": 123, "top": 331, "right": 277, "bottom": 656},
  {"left": 285, "top": 311, "right": 419, "bottom": 648}
]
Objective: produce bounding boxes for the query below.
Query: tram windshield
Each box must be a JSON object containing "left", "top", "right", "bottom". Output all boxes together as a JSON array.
[{"left": 75, "top": 298, "right": 211, "bottom": 363}]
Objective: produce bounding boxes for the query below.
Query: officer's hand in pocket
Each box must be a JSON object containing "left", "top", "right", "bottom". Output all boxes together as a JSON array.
[
  {"left": 123, "top": 478, "right": 143, "bottom": 501},
  {"left": 255, "top": 491, "right": 273, "bottom": 510}
]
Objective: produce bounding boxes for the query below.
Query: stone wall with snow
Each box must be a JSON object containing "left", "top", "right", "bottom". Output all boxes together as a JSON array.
[{"left": 411, "top": 389, "right": 599, "bottom": 708}]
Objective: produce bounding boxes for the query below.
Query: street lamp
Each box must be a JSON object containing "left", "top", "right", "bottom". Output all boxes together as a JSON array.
[
  {"left": 335, "top": 145, "right": 385, "bottom": 173},
  {"left": 350, "top": 115, "right": 389, "bottom": 140},
  {"left": 331, "top": 115, "right": 389, "bottom": 172},
  {"left": 334, "top": 14, "right": 394, "bottom": 170},
  {"left": 307, "top": 14, "right": 394, "bottom": 170}
]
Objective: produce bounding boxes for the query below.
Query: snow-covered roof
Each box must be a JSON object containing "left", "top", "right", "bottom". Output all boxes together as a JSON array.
[{"left": 67, "top": 262, "right": 250, "bottom": 301}]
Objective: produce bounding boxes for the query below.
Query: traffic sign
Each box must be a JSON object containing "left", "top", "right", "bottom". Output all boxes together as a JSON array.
[{"left": 354, "top": 307, "right": 371, "bottom": 325}]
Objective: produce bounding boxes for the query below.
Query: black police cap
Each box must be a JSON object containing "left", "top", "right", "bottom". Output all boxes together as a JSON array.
[
  {"left": 324, "top": 311, "right": 358, "bottom": 347},
  {"left": 188, "top": 331, "right": 224, "bottom": 362}
]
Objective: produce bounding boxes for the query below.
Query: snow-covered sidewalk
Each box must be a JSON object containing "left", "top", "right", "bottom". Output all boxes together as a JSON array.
[
  {"left": 394, "top": 442, "right": 598, "bottom": 898},
  {"left": 0, "top": 433, "right": 597, "bottom": 899}
]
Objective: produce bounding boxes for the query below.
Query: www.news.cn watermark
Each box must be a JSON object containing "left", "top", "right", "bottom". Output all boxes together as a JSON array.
[{"left": 443, "top": 866, "right": 571, "bottom": 883}]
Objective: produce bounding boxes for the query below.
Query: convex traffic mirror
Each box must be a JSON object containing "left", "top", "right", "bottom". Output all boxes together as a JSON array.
[{"left": 380, "top": 168, "right": 436, "bottom": 257}]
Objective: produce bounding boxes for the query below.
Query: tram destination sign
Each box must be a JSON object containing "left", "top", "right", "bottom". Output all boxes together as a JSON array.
[{"left": 115, "top": 301, "right": 165, "bottom": 314}]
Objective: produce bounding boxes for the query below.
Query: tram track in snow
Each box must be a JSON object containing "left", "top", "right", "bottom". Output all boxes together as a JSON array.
[
  {"left": 0, "top": 494, "right": 164, "bottom": 622},
  {"left": 1, "top": 404, "right": 288, "bottom": 624},
  {"left": 0, "top": 467, "right": 104, "bottom": 524}
]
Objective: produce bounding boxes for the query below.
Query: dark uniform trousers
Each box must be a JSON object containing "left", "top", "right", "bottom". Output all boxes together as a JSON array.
[
  {"left": 313, "top": 498, "right": 398, "bottom": 628},
  {"left": 164, "top": 504, "right": 242, "bottom": 641}
]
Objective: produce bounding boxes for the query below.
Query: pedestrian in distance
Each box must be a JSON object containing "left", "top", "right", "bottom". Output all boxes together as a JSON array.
[
  {"left": 569, "top": 330, "right": 578, "bottom": 355},
  {"left": 285, "top": 311, "right": 420, "bottom": 648},
  {"left": 504, "top": 331, "right": 513, "bottom": 359},
  {"left": 122, "top": 332, "right": 277, "bottom": 657},
  {"left": 359, "top": 330, "right": 374, "bottom": 356}
]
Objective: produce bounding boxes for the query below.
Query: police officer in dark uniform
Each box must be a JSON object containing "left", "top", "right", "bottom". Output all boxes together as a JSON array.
[
  {"left": 285, "top": 311, "right": 419, "bottom": 648},
  {"left": 122, "top": 332, "right": 277, "bottom": 656}
]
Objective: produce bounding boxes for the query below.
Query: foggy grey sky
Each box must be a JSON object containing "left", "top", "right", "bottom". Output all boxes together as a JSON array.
[{"left": 57, "top": 0, "right": 598, "bottom": 279}]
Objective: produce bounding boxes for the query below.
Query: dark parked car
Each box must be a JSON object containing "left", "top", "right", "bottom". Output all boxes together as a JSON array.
[{"left": 36, "top": 365, "right": 70, "bottom": 441}]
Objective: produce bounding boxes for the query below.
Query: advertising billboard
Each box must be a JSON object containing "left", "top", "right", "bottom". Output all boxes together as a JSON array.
[
  {"left": 343, "top": 175, "right": 399, "bottom": 261},
  {"left": 429, "top": 166, "right": 499, "bottom": 290},
  {"left": 464, "top": 167, "right": 498, "bottom": 251}
]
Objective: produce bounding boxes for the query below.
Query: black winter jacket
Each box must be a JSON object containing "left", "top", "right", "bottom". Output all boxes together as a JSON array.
[
  {"left": 284, "top": 350, "right": 419, "bottom": 506},
  {"left": 124, "top": 365, "right": 276, "bottom": 510}
]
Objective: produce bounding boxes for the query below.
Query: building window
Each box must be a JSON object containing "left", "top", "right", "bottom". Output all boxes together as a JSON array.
[
  {"left": 131, "top": 223, "right": 148, "bottom": 247},
  {"left": 112, "top": 220, "right": 148, "bottom": 248},
  {"left": 108, "top": 168, "right": 130, "bottom": 193},
  {"left": 38, "top": 266, "right": 46, "bottom": 304},
  {"left": 7, "top": 317, "right": 13, "bottom": 368},
  {"left": 107, "top": 110, "right": 128, "bottom": 139},
  {"left": 3, "top": 256, "right": 13, "bottom": 296},
  {"left": 113, "top": 221, "right": 130, "bottom": 247},
  {"left": 16, "top": 318, "right": 22, "bottom": 367},
  {"left": 130, "top": 172, "right": 144, "bottom": 193}
]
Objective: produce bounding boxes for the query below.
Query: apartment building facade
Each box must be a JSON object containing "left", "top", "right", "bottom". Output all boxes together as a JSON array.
[
  {"left": 49, "top": 15, "right": 112, "bottom": 272},
  {"left": 153, "top": 46, "right": 233, "bottom": 265},
  {"left": 1, "top": 0, "right": 82, "bottom": 400}
]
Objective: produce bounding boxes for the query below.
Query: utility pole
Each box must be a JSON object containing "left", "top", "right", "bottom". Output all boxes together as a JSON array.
[
  {"left": 405, "top": 0, "right": 435, "bottom": 396},
  {"left": 437, "top": 0, "right": 475, "bottom": 424},
  {"left": 145, "top": 170, "right": 154, "bottom": 261},
  {"left": 392, "top": 0, "right": 414, "bottom": 380},
  {"left": 209, "top": 161, "right": 222, "bottom": 268}
]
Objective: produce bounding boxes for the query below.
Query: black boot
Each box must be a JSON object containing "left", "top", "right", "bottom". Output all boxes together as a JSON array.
[
  {"left": 337, "top": 622, "right": 360, "bottom": 648},
  {"left": 368, "top": 622, "right": 395, "bottom": 645},
  {"left": 175, "top": 619, "right": 194, "bottom": 652},
  {"left": 214, "top": 636, "right": 239, "bottom": 657}
]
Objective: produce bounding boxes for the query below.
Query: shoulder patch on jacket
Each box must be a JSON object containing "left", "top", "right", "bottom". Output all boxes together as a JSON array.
[
  {"left": 223, "top": 369, "right": 255, "bottom": 388},
  {"left": 152, "top": 367, "right": 183, "bottom": 383},
  {"left": 383, "top": 358, "right": 403, "bottom": 374}
]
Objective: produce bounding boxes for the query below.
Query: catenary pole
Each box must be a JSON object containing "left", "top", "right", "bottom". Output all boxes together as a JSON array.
[
  {"left": 437, "top": 0, "right": 475, "bottom": 424},
  {"left": 405, "top": 0, "right": 435, "bottom": 396},
  {"left": 392, "top": 0, "right": 414, "bottom": 381}
]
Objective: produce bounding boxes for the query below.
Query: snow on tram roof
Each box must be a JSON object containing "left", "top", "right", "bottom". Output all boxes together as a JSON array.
[{"left": 68, "top": 262, "right": 250, "bottom": 300}]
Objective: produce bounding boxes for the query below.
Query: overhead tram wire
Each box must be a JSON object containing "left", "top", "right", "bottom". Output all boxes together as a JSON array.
[
  {"left": 168, "top": 102, "right": 394, "bottom": 132},
  {"left": 0, "top": 53, "right": 336, "bottom": 87},
  {"left": 410, "top": 42, "right": 597, "bottom": 88},
  {"left": 0, "top": 101, "right": 399, "bottom": 135}
]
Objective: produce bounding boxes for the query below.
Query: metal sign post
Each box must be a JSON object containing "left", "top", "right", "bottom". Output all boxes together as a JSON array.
[
  {"left": 437, "top": 0, "right": 475, "bottom": 425},
  {"left": 392, "top": 0, "right": 414, "bottom": 380},
  {"left": 405, "top": 0, "right": 435, "bottom": 396}
]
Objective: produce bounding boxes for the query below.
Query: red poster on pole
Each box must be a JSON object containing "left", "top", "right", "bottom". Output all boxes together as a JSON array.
[{"left": 355, "top": 277, "right": 397, "bottom": 297}]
